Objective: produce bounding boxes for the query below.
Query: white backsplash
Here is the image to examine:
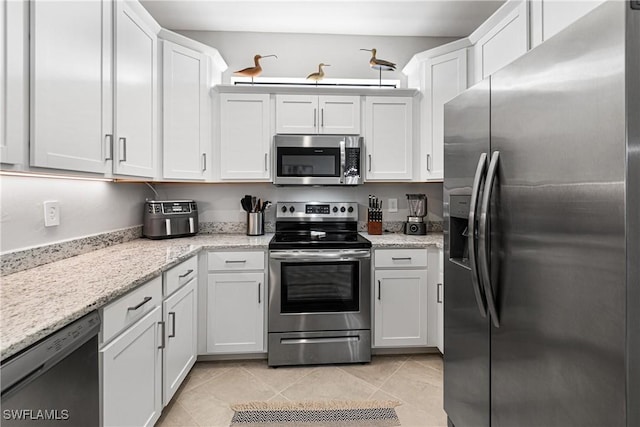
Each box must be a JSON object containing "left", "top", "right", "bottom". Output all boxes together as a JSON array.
[{"left": 153, "top": 181, "right": 443, "bottom": 226}]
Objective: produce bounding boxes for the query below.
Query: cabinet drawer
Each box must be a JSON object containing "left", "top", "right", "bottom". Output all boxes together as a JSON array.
[
  {"left": 375, "top": 249, "right": 428, "bottom": 268},
  {"left": 208, "top": 251, "right": 264, "bottom": 271},
  {"left": 164, "top": 255, "right": 198, "bottom": 297},
  {"left": 101, "top": 276, "right": 162, "bottom": 344}
]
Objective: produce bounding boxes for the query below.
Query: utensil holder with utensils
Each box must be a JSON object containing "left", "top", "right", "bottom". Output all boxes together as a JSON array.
[
  {"left": 241, "top": 194, "right": 270, "bottom": 236},
  {"left": 247, "top": 212, "right": 264, "bottom": 236}
]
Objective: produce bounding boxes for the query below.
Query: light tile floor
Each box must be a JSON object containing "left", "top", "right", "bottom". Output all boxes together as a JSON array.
[{"left": 156, "top": 354, "right": 447, "bottom": 427}]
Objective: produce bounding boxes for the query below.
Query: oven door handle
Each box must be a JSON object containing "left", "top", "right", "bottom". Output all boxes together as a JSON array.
[{"left": 269, "top": 250, "right": 371, "bottom": 261}]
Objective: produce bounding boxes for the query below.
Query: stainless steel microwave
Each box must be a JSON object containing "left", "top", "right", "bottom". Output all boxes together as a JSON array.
[{"left": 273, "top": 134, "right": 363, "bottom": 185}]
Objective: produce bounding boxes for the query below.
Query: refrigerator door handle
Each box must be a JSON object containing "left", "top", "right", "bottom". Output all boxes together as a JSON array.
[
  {"left": 468, "top": 152, "right": 488, "bottom": 318},
  {"left": 479, "top": 150, "right": 500, "bottom": 328}
]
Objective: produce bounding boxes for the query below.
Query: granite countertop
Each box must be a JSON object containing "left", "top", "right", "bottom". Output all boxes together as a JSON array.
[
  {"left": 363, "top": 232, "right": 443, "bottom": 249},
  {"left": 0, "top": 232, "right": 441, "bottom": 360}
]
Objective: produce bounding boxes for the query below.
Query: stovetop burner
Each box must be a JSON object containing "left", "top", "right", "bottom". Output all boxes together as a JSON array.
[{"left": 268, "top": 202, "right": 372, "bottom": 250}]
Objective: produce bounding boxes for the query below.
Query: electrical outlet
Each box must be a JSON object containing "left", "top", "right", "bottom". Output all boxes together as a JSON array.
[
  {"left": 388, "top": 198, "right": 398, "bottom": 213},
  {"left": 44, "top": 201, "right": 60, "bottom": 227}
]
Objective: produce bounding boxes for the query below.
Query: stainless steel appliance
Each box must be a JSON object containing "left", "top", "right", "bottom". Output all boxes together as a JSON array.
[
  {"left": 443, "top": 2, "right": 639, "bottom": 426},
  {"left": 143, "top": 200, "right": 198, "bottom": 239},
  {"left": 273, "top": 135, "right": 363, "bottom": 186},
  {"left": 404, "top": 193, "right": 427, "bottom": 235},
  {"left": 268, "top": 202, "right": 372, "bottom": 366},
  {"left": 1, "top": 312, "right": 100, "bottom": 426}
]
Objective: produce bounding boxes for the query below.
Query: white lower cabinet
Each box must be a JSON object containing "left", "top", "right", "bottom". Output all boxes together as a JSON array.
[
  {"left": 426, "top": 248, "right": 444, "bottom": 353},
  {"left": 100, "top": 256, "right": 198, "bottom": 426},
  {"left": 373, "top": 249, "right": 429, "bottom": 347},
  {"left": 207, "top": 271, "right": 265, "bottom": 353},
  {"left": 436, "top": 265, "right": 444, "bottom": 353},
  {"left": 101, "top": 305, "right": 163, "bottom": 427},
  {"left": 374, "top": 268, "right": 429, "bottom": 347},
  {"left": 206, "top": 250, "right": 266, "bottom": 353},
  {"left": 163, "top": 278, "right": 197, "bottom": 406},
  {"left": 373, "top": 248, "right": 443, "bottom": 351}
]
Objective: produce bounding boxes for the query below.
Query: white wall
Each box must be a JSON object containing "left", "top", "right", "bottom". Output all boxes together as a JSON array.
[
  {"left": 0, "top": 175, "right": 442, "bottom": 252},
  {"left": 177, "top": 30, "right": 457, "bottom": 86},
  {"left": 0, "top": 176, "right": 148, "bottom": 252},
  {"left": 154, "top": 182, "right": 443, "bottom": 225}
]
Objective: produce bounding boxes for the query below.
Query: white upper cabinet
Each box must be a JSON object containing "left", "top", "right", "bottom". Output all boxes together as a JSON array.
[
  {"left": 162, "top": 40, "right": 209, "bottom": 180},
  {"left": 30, "top": 0, "right": 112, "bottom": 173},
  {"left": 364, "top": 96, "right": 413, "bottom": 181},
  {"left": 1, "top": 0, "right": 28, "bottom": 167},
  {"left": 470, "top": 0, "right": 529, "bottom": 85},
  {"left": 113, "top": 0, "right": 158, "bottom": 178},
  {"left": 529, "top": 0, "right": 606, "bottom": 48},
  {"left": 404, "top": 43, "right": 468, "bottom": 182},
  {"left": 275, "top": 95, "right": 317, "bottom": 134},
  {"left": 28, "top": 0, "right": 159, "bottom": 178},
  {"left": 276, "top": 95, "right": 360, "bottom": 135},
  {"left": 219, "top": 93, "right": 271, "bottom": 180},
  {"left": 426, "top": 49, "right": 467, "bottom": 181}
]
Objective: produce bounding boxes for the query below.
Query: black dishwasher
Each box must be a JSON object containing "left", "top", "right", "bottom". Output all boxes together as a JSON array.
[{"left": 1, "top": 311, "right": 100, "bottom": 426}]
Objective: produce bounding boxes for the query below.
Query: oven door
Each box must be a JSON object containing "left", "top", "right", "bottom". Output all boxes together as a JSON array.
[{"left": 268, "top": 249, "right": 371, "bottom": 332}]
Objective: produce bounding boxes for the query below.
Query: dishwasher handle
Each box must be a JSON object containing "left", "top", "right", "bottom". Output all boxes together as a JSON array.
[{"left": 0, "top": 311, "right": 100, "bottom": 398}]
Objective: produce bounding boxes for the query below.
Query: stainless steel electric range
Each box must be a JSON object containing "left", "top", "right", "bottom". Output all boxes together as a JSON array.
[{"left": 268, "top": 202, "right": 372, "bottom": 367}]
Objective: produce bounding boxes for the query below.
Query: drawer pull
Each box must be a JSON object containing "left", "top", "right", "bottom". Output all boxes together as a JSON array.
[
  {"left": 378, "top": 280, "right": 381, "bottom": 300},
  {"left": 225, "top": 260, "right": 247, "bottom": 264},
  {"left": 179, "top": 269, "right": 194, "bottom": 278},
  {"left": 391, "top": 257, "right": 412, "bottom": 261},
  {"left": 437, "top": 283, "right": 443, "bottom": 304},
  {"left": 127, "top": 296, "right": 152, "bottom": 311},
  {"left": 258, "top": 283, "right": 262, "bottom": 304}
]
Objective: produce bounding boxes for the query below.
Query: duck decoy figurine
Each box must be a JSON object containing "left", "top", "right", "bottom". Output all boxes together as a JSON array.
[
  {"left": 234, "top": 54, "right": 278, "bottom": 84},
  {"left": 306, "top": 63, "right": 330, "bottom": 85},
  {"left": 360, "top": 48, "right": 396, "bottom": 70}
]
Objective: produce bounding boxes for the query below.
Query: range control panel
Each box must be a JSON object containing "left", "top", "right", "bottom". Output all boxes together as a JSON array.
[{"left": 276, "top": 202, "right": 358, "bottom": 221}]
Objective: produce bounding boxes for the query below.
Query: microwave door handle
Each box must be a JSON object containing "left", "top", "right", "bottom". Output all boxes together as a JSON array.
[{"left": 340, "top": 140, "right": 346, "bottom": 184}]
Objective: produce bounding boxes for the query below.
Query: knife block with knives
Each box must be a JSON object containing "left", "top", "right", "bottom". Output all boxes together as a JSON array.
[{"left": 367, "top": 195, "right": 383, "bottom": 235}]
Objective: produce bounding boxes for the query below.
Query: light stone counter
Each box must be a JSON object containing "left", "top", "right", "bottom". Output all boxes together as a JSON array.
[
  {"left": 0, "top": 234, "right": 272, "bottom": 360},
  {"left": 0, "top": 232, "right": 440, "bottom": 360},
  {"left": 363, "top": 232, "right": 443, "bottom": 249}
]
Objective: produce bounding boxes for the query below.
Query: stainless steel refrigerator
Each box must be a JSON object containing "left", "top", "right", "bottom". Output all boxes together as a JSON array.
[{"left": 443, "top": 1, "right": 639, "bottom": 426}]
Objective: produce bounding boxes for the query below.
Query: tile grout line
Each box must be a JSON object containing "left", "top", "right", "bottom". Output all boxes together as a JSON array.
[
  {"left": 239, "top": 365, "right": 282, "bottom": 397},
  {"left": 365, "top": 356, "right": 410, "bottom": 400}
]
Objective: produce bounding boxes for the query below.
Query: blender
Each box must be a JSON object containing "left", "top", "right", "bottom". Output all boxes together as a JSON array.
[{"left": 404, "top": 193, "right": 427, "bottom": 235}]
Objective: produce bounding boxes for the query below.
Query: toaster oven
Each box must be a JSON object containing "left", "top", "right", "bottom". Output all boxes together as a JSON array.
[{"left": 143, "top": 200, "right": 198, "bottom": 239}]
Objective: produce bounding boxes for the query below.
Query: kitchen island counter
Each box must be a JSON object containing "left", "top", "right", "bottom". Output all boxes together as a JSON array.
[{"left": 1, "top": 232, "right": 441, "bottom": 360}]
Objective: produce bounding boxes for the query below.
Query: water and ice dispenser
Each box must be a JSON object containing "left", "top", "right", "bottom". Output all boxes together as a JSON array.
[{"left": 449, "top": 195, "right": 471, "bottom": 266}]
